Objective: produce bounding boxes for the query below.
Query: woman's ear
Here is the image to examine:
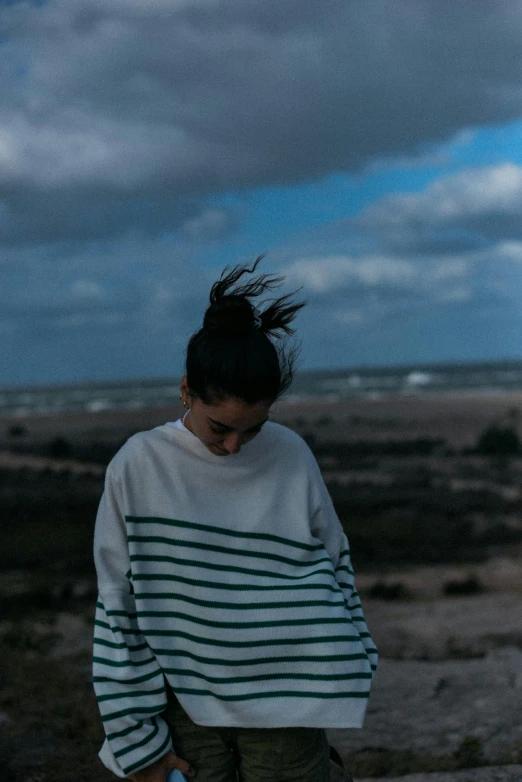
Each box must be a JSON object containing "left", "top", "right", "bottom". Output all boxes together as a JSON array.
[{"left": 180, "top": 376, "right": 191, "bottom": 408}]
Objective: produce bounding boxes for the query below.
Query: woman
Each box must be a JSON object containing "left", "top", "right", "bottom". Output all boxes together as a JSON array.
[{"left": 93, "top": 258, "right": 377, "bottom": 782}]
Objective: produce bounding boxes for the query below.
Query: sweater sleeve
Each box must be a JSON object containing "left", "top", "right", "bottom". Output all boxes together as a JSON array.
[
  {"left": 93, "top": 464, "right": 172, "bottom": 778},
  {"left": 307, "top": 453, "right": 378, "bottom": 675}
]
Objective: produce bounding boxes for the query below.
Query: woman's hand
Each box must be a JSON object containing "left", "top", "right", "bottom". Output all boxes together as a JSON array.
[{"left": 129, "top": 749, "right": 196, "bottom": 781}]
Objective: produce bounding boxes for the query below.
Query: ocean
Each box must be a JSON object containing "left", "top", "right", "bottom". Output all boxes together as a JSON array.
[{"left": 1, "top": 360, "right": 522, "bottom": 417}]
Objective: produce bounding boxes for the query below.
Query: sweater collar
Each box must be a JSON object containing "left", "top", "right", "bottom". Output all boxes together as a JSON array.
[{"left": 162, "top": 418, "right": 267, "bottom": 465}]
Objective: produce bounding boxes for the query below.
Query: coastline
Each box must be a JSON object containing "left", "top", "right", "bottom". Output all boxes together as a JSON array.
[{"left": 1, "top": 388, "right": 521, "bottom": 453}]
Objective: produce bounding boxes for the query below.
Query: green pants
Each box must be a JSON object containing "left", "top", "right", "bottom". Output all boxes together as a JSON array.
[{"left": 164, "top": 694, "right": 331, "bottom": 782}]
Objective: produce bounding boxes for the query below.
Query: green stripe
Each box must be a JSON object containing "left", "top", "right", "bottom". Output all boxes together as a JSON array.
[
  {"left": 126, "top": 515, "right": 325, "bottom": 552},
  {"left": 135, "top": 611, "right": 352, "bottom": 630},
  {"left": 104, "top": 610, "right": 138, "bottom": 618},
  {"left": 96, "top": 627, "right": 368, "bottom": 649},
  {"left": 172, "top": 687, "right": 370, "bottom": 701},
  {"left": 97, "top": 618, "right": 361, "bottom": 636},
  {"left": 338, "top": 548, "right": 350, "bottom": 558},
  {"left": 97, "top": 601, "right": 137, "bottom": 616},
  {"left": 97, "top": 685, "right": 165, "bottom": 703},
  {"left": 134, "top": 594, "right": 347, "bottom": 611},
  {"left": 94, "top": 637, "right": 126, "bottom": 649},
  {"left": 98, "top": 613, "right": 355, "bottom": 634},
  {"left": 152, "top": 648, "right": 370, "bottom": 667},
  {"left": 93, "top": 655, "right": 157, "bottom": 668},
  {"left": 133, "top": 573, "right": 343, "bottom": 595},
  {"left": 102, "top": 610, "right": 138, "bottom": 619},
  {"left": 145, "top": 631, "right": 362, "bottom": 648},
  {"left": 95, "top": 618, "right": 139, "bottom": 631},
  {"left": 337, "top": 581, "right": 355, "bottom": 591},
  {"left": 128, "top": 535, "right": 332, "bottom": 570},
  {"left": 94, "top": 638, "right": 148, "bottom": 652},
  {"left": 336, "top": 568, "right": 354, "bottom": 577},
  {"left": 97, "top": 606, "right": 132, "bottom": 617},
  {"left": 122, "top": 731, "right": 171, "bottom": 776},
  {"left": 106, "top": 720, "right": 143, "bottom": 741},
  {"left": 161, "top": 668, "right": 373, "bottom": 685},
  {"left": 349, "top": 603, "right": 363, "bottom": 611},
  {"left": 130, "top": 554, "right": 335, "bottom": 581},
  {"left": 96, "top": 618, "right": 118, "bottom": 629},
  {"left": 93, "top": 670, "right": 162, "bottom": 685},
  {"left": 366, "top": 647, "right": 379, "bottom": 656},
  {"left": 102, "top": 702, "right": 168, "bottom": 723},
  {"left": 114, "top": 723, "right": 159, "bottom": 759}
]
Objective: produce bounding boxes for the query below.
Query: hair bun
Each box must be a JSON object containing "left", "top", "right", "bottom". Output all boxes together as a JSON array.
[{"left": 203, "top": 296, "right": 259, "bottom": 334}]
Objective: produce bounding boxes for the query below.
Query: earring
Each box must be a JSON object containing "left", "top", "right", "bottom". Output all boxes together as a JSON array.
[{"left": 180, "top": 394, "right": 189, "bottom": 409}]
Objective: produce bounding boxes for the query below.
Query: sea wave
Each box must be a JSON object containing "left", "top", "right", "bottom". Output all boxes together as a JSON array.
[{"left": 1, "top": 361, "right": 522, "bottom": 417}]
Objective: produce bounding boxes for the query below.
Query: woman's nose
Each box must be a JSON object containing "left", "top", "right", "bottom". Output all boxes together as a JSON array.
[{"left": 223, "top": 432, "right": 242, "bottom": 453}]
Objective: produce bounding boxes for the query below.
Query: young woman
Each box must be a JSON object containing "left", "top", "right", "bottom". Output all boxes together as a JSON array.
[{"left": 92, "top": 259, "right": 377, "bottom": 782}]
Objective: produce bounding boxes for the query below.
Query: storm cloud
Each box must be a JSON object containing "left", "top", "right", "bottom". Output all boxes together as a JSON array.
[
  {"left": 3, "top": 0, "right": 522, "bottom": 382},
  {"left": 3, "top": 0, "right": 522, "bottom": 242}
]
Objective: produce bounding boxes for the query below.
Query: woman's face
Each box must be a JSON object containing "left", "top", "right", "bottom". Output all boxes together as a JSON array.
[{"left": 180, "top": 377, "right": 272, "bottom": 456}]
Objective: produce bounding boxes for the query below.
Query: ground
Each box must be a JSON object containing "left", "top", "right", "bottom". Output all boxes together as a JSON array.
[{"left": 1, "top": 393, "right": 521, "bottom": 781}]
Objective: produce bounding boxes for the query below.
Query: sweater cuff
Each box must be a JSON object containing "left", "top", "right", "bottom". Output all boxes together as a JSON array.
[{"left": 99, "top": 722, "right": 172, "bottom": 778}]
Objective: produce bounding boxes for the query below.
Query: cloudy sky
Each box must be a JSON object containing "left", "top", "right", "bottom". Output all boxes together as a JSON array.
[{"left": 3, "top": 0, "right": 522, "bottom": 385}]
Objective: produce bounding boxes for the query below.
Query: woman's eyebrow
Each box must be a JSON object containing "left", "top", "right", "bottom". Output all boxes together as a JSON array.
[{"left": 207, "top": 416, "right": 268, "bottom": 431}]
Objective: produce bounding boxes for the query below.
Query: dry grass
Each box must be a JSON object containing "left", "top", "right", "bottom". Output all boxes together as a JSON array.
[{"left": 0, "top": 640, "right": 113, "bottom": 782}]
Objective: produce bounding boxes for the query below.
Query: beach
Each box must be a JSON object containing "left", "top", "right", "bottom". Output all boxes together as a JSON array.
[
  {"left": 2, "top": 388, "right": 522, "bottom": 450},
  {"left": 1, "top": 391, "right": 522, "bottom": 781}
]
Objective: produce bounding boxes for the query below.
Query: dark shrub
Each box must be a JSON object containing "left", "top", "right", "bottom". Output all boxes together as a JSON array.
[
  {"left": 7, "top": 423, "right": 27, "bottom": 437},
  {"left": 477, "top": 425, "right": 519, "bottom": 455},
  {"left": 452, "top": 736, "right": 486, "bottom": 769},
  {"left": 443, "top": 576, "right": 483, "bottom": 596},
  {"left": 368, "top": 581, "right": 408, "bottom": 600},
  {"left": 48, "top": 437, "right": 73, "bottom": 459}
]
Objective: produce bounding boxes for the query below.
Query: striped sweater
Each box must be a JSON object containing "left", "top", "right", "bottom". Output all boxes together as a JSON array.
[{"left": 93, "top": 419, "right": 377, "bottom": 777}]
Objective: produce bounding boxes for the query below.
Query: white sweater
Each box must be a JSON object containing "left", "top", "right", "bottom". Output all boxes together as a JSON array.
[{"left": 93, "top": 419, "right": 377, "bottom": 777}]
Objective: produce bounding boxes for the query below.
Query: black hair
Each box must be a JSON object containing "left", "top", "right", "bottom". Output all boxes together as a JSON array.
[{"left": 185, "top": 256, "right": 306, "bottom": 405}]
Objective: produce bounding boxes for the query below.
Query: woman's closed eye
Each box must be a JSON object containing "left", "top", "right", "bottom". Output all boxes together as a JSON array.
[{"left": 210, "top": 424, "right": 264, "bottom": 436}]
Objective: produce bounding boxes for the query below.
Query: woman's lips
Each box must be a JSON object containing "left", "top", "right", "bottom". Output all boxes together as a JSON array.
[{"left": 211, "top": 444, "right": 229, "bottom": 455}]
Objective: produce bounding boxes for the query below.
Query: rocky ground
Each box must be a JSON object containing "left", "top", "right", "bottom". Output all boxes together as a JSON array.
[
  {"left": 358, "top": 769, "right": 522, "bottom": 782},
  {"left": 2, "top": 557, "right": 521, "bottom": 781},
  {"left": 329, "top": 556, "right": 522, "bottom": 781},
  {"left": 1, "top": 395, "right": 522, "bottom": 781}
]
